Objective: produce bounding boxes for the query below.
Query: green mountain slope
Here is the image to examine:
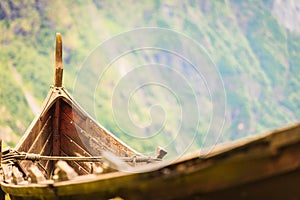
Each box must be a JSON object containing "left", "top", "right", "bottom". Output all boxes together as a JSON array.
[{"left": 1, "top": 0, "right": 300, "bottom": 156}]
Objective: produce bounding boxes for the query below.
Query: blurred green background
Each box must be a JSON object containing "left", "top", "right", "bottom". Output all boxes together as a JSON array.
[{"left": 0, "top": 0, "right": 300, "bottom": 155}]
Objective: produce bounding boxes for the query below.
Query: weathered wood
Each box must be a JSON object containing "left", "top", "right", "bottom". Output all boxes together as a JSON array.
[
  {"left": 28, "top": 116, "right": 52, "bottom": 153},
  {"left": 53, "top": 100, "right": 61, "bottom": 156},
  {"left": 85, "top": 119, "right": 134, "bottom": 157},
  {"left": 61, "top": 99, "right": 136, "bottom": 157},
  {"left": 60, "top": 135, "right": 95, "bottom": 175},
  {"left": 60, "top": 100, "right": 111, "bottom": 156},
  {"left": 17, "top": 105, "right": 54, "bottom": 152},
  {"left": 28, "top": 165, "right": 46, "bottom": 184},
  {"left": 60, "top": 134, "right": 91, "bottom": 158},
  {"left": 156, "top": 146, "right": 167, "bottom": 159},
  {"left": 54, "top": 33, "right": 63, "bottom": 87},
  {"left": 60, "top": 100, "right": 86, "bottom": 129},
  {"left": 1, "top": 165, "right": 12, "bottom": 183},
  {"left": 11, "top": 167, "right": 24, "bottom": 185},
  {"left": 40, "top": 133, "right": 54, "bottom": 176},
  {"left": 60, "top": 102, "right": 125, "bottom": 158},
  {"left": 54, "top": 161, "right": 78, "bottom": 182},
  {"left": 59, "top": 151, "right": 90, "bottom": 175},
  {"left": 17, "top": 134, "right": 53, "bottom": 178},
  {"left": 60, "top": 111, "right": 87, "bottom": 149},
  {"left": 2, "top": 122, "right": 300, "bottom": 199}
]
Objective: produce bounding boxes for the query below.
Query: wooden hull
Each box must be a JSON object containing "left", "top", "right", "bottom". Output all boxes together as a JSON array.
[
  {"left": 2, "top": 122, "right": 300, "bottom": 199},
  {"left": 3, "top": 170, "right": 300, "bottom": 200},
  {"left": 11, "top": 86, "right": 138, "bottom": 178}
]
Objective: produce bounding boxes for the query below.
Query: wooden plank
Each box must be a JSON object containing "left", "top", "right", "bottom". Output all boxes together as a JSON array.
[
  {"left": 18, "top": 160, "right": 33, "bottom": 176},
  {"left": 61, "top": 99, "right": 135, "bottom": 157},
  {"left": 31, "top": 130, "right": 54, "bottom": 178},
  {"left": 28, "top": 116, "right": 52, "bottom": 153},
  {"left": 44, "top": 150, "right": 54, "bottom": 178},
  {"left": 60, "top": 111, "right": 109, "bottom": 157},
  {"left": 17, "top": 105, "right": 54, "bottom": 152},
  {"left": 60, "top": 111, "right": 86, "bottom": 148},
  {"left": 60, "top": 134, "right": 91, "bottom": 158},
  {"left": 12, "top": 166, "right": 25, "bottom": 185},
  {"left": 60, "top": 100, "right": 86, "bottom": 129},
  {"left": 40, "top": 134, "right": 54, "bottom": 177},
  {"left": 87, "top": 120, "right": 133, "bottom": 157},
  {"left": 54, "top": 161, "right": 78, "bottom": 181},
  {"left": 28, "top": 165, "right": 46, "bottom": 184},
  {"left": 18, "top": 134, "right": 54, "bottom": 178},
  {"left": 53, "top": 100, "right": 61, "bottom": 156},
  {"left": 60, "top": 151, "right": 89, "bottom": 175},
  {"left": 62, "top": 116, "right": 124, "bottom": 157},
  {"left": 72, "top": 125, "right": 112, "bottom": 157},
  {"left": 39, "top": 131, "right": 53, "bottom": 156},
  {"left": 60, "top": 134, "right": 103, "bottom": 174},
  {"left": 60, "top": 133, "right": 102, "bottom": 171}
]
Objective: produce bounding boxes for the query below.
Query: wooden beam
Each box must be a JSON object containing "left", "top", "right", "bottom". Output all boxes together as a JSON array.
[
  {"left": 12, "top": 167, "right": 25, "bottom": 185},
  {"left": 28, "top": 165, "right": 47, "bottom": 184},
  {"left": 53, "top": 100, "right": 61, "bottom": 156},
  {"left": 54, "top": 161, "right": 78, "bottom": 182},
  {"left": 54, "top": 33, "right": 63, "bottom": 87}
]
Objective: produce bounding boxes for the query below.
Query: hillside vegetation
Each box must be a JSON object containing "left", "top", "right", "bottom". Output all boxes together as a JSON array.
[{"left": 1, "top": 0, "right": 300, "bottom": 156}]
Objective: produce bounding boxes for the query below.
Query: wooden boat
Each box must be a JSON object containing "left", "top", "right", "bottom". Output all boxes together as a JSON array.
[{"left": 1, "top": 33, "right": 300, "bottom": 200}]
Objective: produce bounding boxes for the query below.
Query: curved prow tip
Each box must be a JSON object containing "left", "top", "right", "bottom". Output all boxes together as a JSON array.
[{"left": 54, "top": 33, "right": 63, "bottom": 87}]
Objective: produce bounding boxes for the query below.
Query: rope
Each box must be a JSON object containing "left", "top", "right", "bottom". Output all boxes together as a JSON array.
[{"left": 1, "top": 150, "right": 161, "bottom": 164}]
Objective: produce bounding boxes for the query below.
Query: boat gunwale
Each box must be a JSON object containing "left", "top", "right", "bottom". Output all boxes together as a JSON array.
[{"left": 2, "top": 122, "right": 300, "bottom": 193}]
